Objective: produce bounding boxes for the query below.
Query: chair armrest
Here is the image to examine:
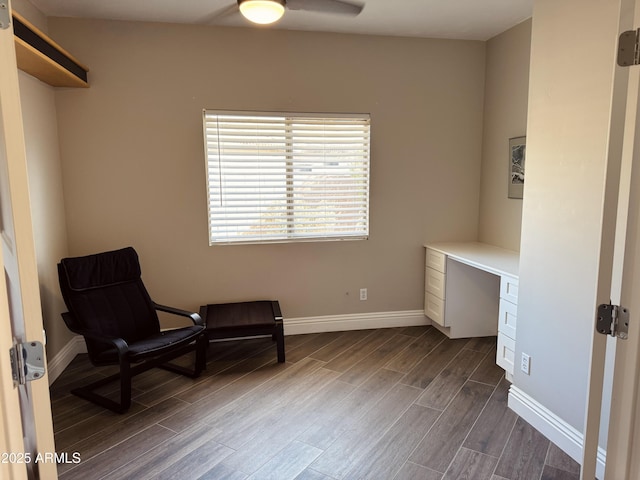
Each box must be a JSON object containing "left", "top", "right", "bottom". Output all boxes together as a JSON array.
[
  {"left": 61, "top": 312, "right": 129, "bottom": 356},
  {"left": 153, "top": 303, "right": 204, "bottom": 326}
]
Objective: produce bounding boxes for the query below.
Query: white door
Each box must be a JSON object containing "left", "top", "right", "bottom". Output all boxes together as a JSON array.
[
  {"left": 599, "top": 16, "right": 640, "bottom": 476},
  {"left": 582, "top": 0, "right": 640, "bottom": 477},
  {"left": 0, "top": 4, "right": 57, "bottom": 479}
]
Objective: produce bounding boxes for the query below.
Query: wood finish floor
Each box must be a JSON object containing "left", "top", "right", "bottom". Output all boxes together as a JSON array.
[{"left": 50, "top": 326, "right": 581, "bottom": 480}]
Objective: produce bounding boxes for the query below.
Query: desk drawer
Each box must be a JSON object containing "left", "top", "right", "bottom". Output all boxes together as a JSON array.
[
  {"left": 500, "top": 275, "right": 519, "bottom": 304},
  {"left": 425, "top": 268, "right": 446, "bottom": 298},
  {"left": 425, "top": 292, "right": 445, "bottom": 326},
  {"left": 496, "top": 332, "right": 515, "bottom": 375},
  {"left": 426, "top": 248, "right": 446, "bottom": 273},
  {"left": 498, "top": 298, "right": 517, "bottom": 340}
]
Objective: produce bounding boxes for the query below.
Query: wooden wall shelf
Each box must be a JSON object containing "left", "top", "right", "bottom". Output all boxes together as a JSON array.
[{"left": 12, "top": 12, "right": 89, "bottom": 88}]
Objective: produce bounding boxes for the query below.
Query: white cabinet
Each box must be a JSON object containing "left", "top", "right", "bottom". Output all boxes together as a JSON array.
[
  {"left": 426, "top": 248, "right": 447, "bottom": 272},
  {"left": 496, "top": 275, "right": 519, "bottom": 380},
  {"left": 497, "top": 333, "right": 516, "bottom": 378},
  {"left": 424, "top": 248, "right": 447, "bottom": 327},
  {"left": 424, "top": 245, "right": 503, "bottom": 338},
  {"left": 423, "top": 242, "right": 520, "bottom": 376}
]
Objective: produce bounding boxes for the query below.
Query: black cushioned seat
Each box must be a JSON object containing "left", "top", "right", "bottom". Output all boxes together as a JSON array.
[{"left": 58, "top": 247, "right": 208, "bottom": 413}]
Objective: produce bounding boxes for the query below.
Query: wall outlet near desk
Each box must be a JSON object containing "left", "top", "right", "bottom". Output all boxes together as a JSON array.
[
  {"left": 359, "top": 288, "right": 367, "bottom": 301},
  {"left": 521, "top": 352, "right": 531, "bottom": 375}
]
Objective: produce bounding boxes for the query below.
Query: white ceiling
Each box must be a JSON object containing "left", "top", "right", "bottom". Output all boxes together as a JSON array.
[{"left": 28, "top": 0, "right": 533, "bottom": 41}]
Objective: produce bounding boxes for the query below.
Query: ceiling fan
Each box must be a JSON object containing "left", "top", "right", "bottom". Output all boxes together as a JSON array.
[{"left": 208, "top": 0, "right": 365, "bottom": 26}]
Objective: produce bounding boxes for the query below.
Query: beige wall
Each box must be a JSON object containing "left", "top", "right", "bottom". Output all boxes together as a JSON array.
[
  {"left": 18, "top": 71, "right": 74, "bottom": 359},
  {"left": 12, "top": 0, "right": 74, "bottom": 359},
  {"left": 49, "top": 18, "right": 486, "bottom": 322},
  {"left": 11, "top": 0, "right": 48, "bottom": 32},
  {"left": 515, "top": 0, "right": 621, "bottom": 440},
  {"left": 478, "top": 19, "right": 531, "bottom": 251}
]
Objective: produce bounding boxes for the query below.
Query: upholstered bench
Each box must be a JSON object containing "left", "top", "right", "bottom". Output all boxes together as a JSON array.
[{"left": 199, "top": 300, "right": 285, "bottom": 363}]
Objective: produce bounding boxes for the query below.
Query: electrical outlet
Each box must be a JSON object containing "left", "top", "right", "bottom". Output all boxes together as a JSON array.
[
  {"left": 521, "top": 352, "right": 531, "bottom": 375},
  {"left": 359, "top": 288, "right": 367, "bottom": 301}
]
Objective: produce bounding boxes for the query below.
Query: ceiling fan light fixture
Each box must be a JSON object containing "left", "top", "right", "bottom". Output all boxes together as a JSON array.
[{"left": 238, "top": 0, "right": 286, "bottom": 24}]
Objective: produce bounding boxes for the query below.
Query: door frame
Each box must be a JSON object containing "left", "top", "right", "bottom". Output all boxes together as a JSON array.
[
  {"left": 0, "top": 2, "right": 57, "bottom": 478},
  {"left": 582, "top": 0, "right": 640, "bottom": 477},
  {"left": 601, "top": 19, "right": 640, "bottom": 474}
]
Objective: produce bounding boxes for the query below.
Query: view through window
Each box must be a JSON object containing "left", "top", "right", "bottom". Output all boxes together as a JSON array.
[{"left": 203, "top": 111, "right": 371, "bottom": 245}]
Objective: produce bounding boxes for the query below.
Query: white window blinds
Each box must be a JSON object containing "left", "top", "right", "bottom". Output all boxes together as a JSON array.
[{"left": 203, "top": 110, "right": 371, "bottom": 245}]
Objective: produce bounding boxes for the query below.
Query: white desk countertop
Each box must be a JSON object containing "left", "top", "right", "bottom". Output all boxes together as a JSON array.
[{"left": 424, "top": 241, "right": 519, "bottom": 278}]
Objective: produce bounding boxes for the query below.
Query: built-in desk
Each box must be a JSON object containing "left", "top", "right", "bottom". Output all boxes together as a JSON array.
[{"left": 424, "top": 242, "right": 519, "bottom": 379}]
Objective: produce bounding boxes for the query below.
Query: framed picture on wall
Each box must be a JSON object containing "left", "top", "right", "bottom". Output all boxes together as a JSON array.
[{"left": 508, "top": 136, "right": 526, "bottom": 199}]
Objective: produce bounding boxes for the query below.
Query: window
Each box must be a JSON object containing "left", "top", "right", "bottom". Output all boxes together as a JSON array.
[{"left": 203, "top": 110, "right": 371, "bottom": 245}]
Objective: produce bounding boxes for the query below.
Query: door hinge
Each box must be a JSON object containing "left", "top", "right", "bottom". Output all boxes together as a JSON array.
[
  {"left": 10, "top": 341, "right": 46, "bottom": 386},
  {"left": 0, "top": 2, "right": 10, "bottom": 30},
  {"left": 619, "top": 29, "right": 640, "bottom": 66},
  {"left": 596, "top": 303, "right": 630, "bottom": 339}
]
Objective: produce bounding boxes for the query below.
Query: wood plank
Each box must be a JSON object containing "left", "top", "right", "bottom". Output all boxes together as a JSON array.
[
  {"left": 50, "top": 331, "right": 579, "bottom": 479},
  {"left": 463, "top": 377, "right": 518, "bottom": 457},
  {"left": 464, "top": 336, "right": 498, "bottom": 353},
  {"left": 284, "top": 331, "right": 344, "bottom": 363},
  {"left": 291, "top": 469, "right": 335, "bottom": 480},
  {"left": 310, "top": 383, "right": 421, "bottom": 478},
  {"left": 385, "top": 327, "right": 446, "bottom": 373},
  {"left": 218, "top": 372, "right": 354, "bottom": 474},
  {"left": 322, "top": 329, "right": 394, "bottom": 372},
  {"left": 470, "top": 347, "right": 505, "bottom": 385},
  {"left": 133, "top": 371, "right": 207, "bottom": 407},
  {"left": 159, "top": 360, "right": 293, "bottom": 433},
  {"left": 296, "top": 368, "right": 404, "bottom": 449},
  {"left": 416, "top": 348, "right": 487, "bottom": 410},
  {"left": 308, "top": 329, "right": 375, "bottom": 362},
  {"left": 540, "top": 465, "right": 580, "bottom": 480},
  {"left": 396, "top": 325, "right": 433, "bottom": 337},
  {"left": 336, "top": 333, "right": 415, "bottom": 385},
  {"left": 212, "top": 366, "right": 340, "bottom": 449},
  {"left": 197, "top": 463, "right": 248, "bottom": 480},
  {"left": 442, "top": 448, "right": 498, "bottom": 480},
  {"left": 246, "top": 441, "right": 322, "bottom": 480},
  {"left": 58, "top": 424, "right": 177, "bottom": 480},
  {"left": 176, "top": 353, "right": 279, "bottom": 404},
  {"left": 409, "top": 380, "right": 494, "bottom": 473},
  {"left": 546, "top": 443, "right": 581, "bottom": 476},
  {"left": 202, "top": 358, "right": 324, "bottom": 431},
  {"left": 56, "top": 397, "right": 190, "bottom": 475},
  {"left": 51, "top": 393, "right": 105, "bottom": 433},
  {"left": 493, "top": 417, "right": 550, "bottom": 480},
  {"left": 401, "top": 338, "right": 469, "bottom": 389},
  {"left": 54, "top": 399, "right": 148, "bottom": 452},
  {"left": 344, "top": 404, "right": 441, "bottom": 479},
  {"left": 145, "top": 440, "right": 234, "bottom": 480},
  {"left": 394, "top": 462, "right": 443, "bottom": 480},
  {"left": 102, "top": 424, "right": 230, "bottom": 480}
]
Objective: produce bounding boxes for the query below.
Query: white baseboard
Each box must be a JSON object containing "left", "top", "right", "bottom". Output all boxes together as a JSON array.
[
  {"left": 284, "top": 309, "right": 429, "bottom": 335},
  {"left": 47, "top": 336, "right": 86, "bottom": 385},
  {"left": 509, "top": 385, "right": 606, "bottom": 479},
  {"left": 48, "top": 310, "right": 429, "bottom": 383}
]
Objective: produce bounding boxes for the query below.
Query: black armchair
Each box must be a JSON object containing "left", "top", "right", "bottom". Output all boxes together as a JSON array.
[{"left": 57, "top": 247, "right": 208, "bottom": 413}]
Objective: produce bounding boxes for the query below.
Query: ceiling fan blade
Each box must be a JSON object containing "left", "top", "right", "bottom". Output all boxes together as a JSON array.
[
  {"left": 286, "top": 0, "right": 364, "bottom": 16},
  {"left": 199, "top": 3, "right": 239, "bottom": 24}
]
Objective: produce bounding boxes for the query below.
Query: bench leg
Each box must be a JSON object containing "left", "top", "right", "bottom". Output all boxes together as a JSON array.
[{"left": 275, "top": 321, "right": 285, "bottom": 363}]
